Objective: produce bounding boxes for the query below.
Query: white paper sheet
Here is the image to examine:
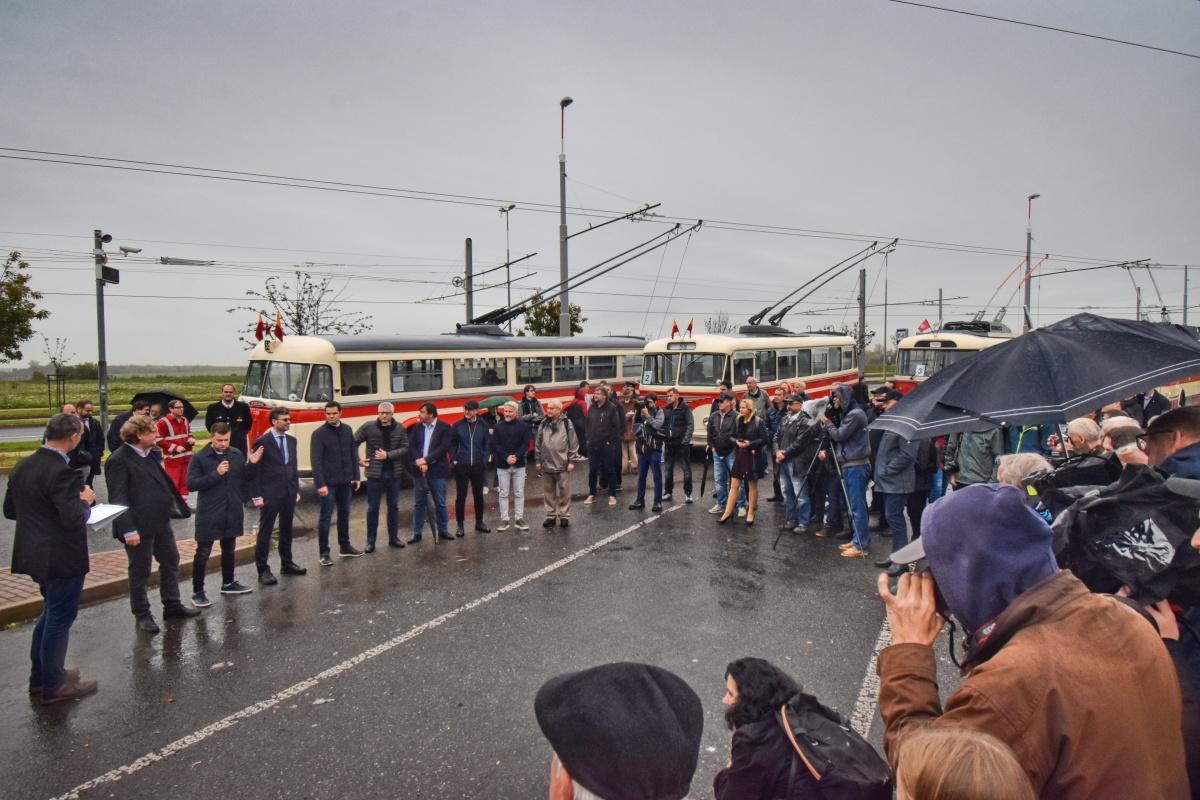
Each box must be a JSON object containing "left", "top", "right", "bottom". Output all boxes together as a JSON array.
[{"left": 86, "top": 503, "right": 127, "bottom": 530}]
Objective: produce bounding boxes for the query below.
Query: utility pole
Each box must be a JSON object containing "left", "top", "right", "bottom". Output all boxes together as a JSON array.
[
  {"left": 500, "top": 205, "right": 516, "bottom": 331},
  {"left": 1023, "top": 193, "right": 1040, "bottom": 333},
  {"left": 1185, "top": 265, "right": 1190, "bottom": 326},
  {"left": 558, "top": 96, "right": 574, "bottom": 337},
  {"left": 857, "top": 268, "right": 867, "bottom": 379},
  {"left": 93, "top": 229, "right": 115, "bottom": 430},
  {"left": 883, "top": 273, "right": 889, "bottom": 378},
  {"left": 1136, "top": 286, "right": 1142, "bottom": 321},
  {"left": 938, "top": 288, "right": 943, "bottom": 326},
  {"left": 464, "top": 238, "right": 474, "bottom": 324}
]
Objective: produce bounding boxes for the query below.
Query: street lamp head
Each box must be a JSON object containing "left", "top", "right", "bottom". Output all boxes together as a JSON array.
[
  {"left": 99, "top": 233, "right": 112, "bottom": 244},
  {"left": 500, "top": 204, "right": 515, "bottom": 213},
  {"left": 1028, "top": 193, "right": 1041, "bottom": 201},
  {"left": 560, "top": 96, "right": 573, "bottom": 108}
]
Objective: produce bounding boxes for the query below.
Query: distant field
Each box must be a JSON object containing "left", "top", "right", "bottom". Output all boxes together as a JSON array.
[{"left": 0, "top": 374, "right": 243, "bottom": 416}]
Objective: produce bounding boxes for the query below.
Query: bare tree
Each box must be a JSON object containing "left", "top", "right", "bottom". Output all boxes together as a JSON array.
[
  {"left": 40, "top": 334, "right": 74, "bottom": 372},
  {"left": 703, "top": 312, "right": 737, "bottom": 334},
  {"left": 227, "top": 270, "right": 373, "bottom": 347}
]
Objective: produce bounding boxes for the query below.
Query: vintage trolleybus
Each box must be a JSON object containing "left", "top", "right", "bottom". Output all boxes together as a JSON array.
[
  {"left": 239, "top": 324, "right": 644, "bottom": 474},
  {"left": 892, "top": 321, "right": 1016, "bottom": 393},
  {"left": 638, "top": 326, "right": 859, "bottom": 444}
]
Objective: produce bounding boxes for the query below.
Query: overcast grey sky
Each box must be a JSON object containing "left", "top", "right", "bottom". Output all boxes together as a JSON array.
[{"left": 2, "top": 0, "right": 1197, "bottom": 368}]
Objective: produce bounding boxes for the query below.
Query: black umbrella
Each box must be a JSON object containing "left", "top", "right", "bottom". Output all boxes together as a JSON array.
[
  {"left": 872, "top": 313, "right": 1200, "bottom": 440},
  {"left": 130, "top": 389, "right": 199, "bottom": 422}
]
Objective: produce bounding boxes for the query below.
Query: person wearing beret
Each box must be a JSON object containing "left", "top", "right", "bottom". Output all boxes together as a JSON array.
[{"left": 535, "top": 661, "right": 704, "bottom": 800}]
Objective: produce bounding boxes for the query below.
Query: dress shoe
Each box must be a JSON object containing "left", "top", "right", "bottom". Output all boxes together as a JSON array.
[
  {"left": 406, "top": 536, "right": 422, "bottom": 544},
  {"left": 717, "top": 514, "right": 732, "bottom": 525},
  {"left": 651, "top": 503, "right": 662, "bottom": 513},
  {"left": 39, "top": 675, "right": 98, "bottom": 706},
  {"left": 259, "top": 570, "right": 279, "bottom": 585},
  {"left": 135, "top": 615, "right": 160, "bottom": 634},
  {"left": 339, "top": 546, "right": 364, "bottom": 558},
  {"left": 629, "top": 502, "right": 645, "bottom": 510},
  {"left": 874, "top": 557, "right": 893, "bottom": 569},
  {"left": 885, "top": 563, "right": 907, "bottom": 578},
  {"left": 840, "top": 546, "right": 869, "bottom": 559},
  {"left": 364, "top": 543, "right": 376, "bottom": 554},
  {"left": 543, "top": 518, "right": 556, "bottom": 528},
  {"left": 437, "top": 532, "right": 456, "bottom": 541},
  {"left": 475, "top": 524, "right": 490, "bottom": 534},
  {"left": 558, "top": 518, "right": 569, "bottom": 528},
  {"left": 281, "top": 561, "right": 308, "bottom": 574},
  {"left": 163, "top": 604, "right": 202, "bottom": 618},
  {"left": 745, "top": 517, "right": 755, "bottom": 527},
  {"left": 388, "top": 538, "right": 406, "bottom": 548},
  {"left": 30, "top": 668, "right": 79, "bottom": 696}
]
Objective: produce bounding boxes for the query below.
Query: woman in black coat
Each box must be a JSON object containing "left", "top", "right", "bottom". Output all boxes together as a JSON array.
[
  {"left": 719, "top": 399, "right": 767, "bottom": 526},
  {"left": 714, "top": 658, "right": 817, "bottom": 800}
]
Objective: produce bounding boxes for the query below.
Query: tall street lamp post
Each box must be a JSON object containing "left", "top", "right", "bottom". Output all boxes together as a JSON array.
[
  {"left": 500, "top": 204, "right": 516, "bottom": 331},
  {"left": 558, "top": 96, "right": 573, "bottom": 337},
  {"left": 1023, "top": 193, "right": 1041, "bottom": 333}
]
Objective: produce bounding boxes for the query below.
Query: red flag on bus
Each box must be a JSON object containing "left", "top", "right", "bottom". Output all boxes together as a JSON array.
[
  {"left": 254, "top": 313, "right": 266, "bottom": 341},
  {"left": 916, "top": 319, "right": 932, "bottom": 334},
  {"left": 670, "top": 320, "right": 680, "bottom": 339},
  {"left": 274, "top": 313, "right": 285, "bottom": 341},
  {"left": 686, "top": 319, "right": 694, "bottom": 337}
]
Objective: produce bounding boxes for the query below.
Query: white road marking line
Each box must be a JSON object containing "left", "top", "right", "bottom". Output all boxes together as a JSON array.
[
  {"left": 849, "top": 618, "right": 891, "bottom": 737},
  {"left": 49, "top": 505, "right": 684, "bottom": 800}
]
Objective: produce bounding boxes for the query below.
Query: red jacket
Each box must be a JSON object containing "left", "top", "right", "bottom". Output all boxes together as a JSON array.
[{"left": 156, "top": 415, "right": 194, "bottom": 461}]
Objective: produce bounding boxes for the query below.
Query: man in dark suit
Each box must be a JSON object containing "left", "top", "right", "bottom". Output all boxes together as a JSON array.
[
  {"left": 4, "top": 413, "right": 99, "bottom": 704},
  {"left": 248, "top": 406, "right": 306, "bottom": 584},
  {"left": 105, "top": 414, "right": 201, "bottom": 634},
  {"left": 407, "top": 402, "right": 455, "bottom": 543},
  {"left": 204, "top": 383, "right": 253, "bottom": 456},
  {"left": 309, "top": 401, "right": 362, "bottom": 565},
  {"left": 76, "top": 399, "right": 107, "bottom": 487},
  {"left": 106, "top": 398, "right": 150, "bottom": 453}
]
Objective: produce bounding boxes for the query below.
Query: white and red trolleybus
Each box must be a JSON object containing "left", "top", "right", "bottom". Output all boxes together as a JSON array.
[
  {"left": 239, "top": 324, "right": 644, "bottom": 475},
  {"left": 638, "top": 326, "right": 859, "bottom": 445},
  {"left": 892, "top": 321, "right": 1016, "bottom": 393}
]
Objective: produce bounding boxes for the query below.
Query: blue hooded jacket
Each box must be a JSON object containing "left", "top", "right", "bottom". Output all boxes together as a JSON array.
[{"left": 823, "top": 385, "right": 870, "bottom": 463}]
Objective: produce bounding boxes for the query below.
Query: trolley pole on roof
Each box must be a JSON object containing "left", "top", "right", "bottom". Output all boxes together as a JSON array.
[{"left": 464, "top": 238, "right": 474, "bottom": 324}]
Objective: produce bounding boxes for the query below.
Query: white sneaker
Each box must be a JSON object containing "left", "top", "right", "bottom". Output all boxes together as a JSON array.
[
  {"left": 737, "top": 507, "right": 747, "bottom": 518},
  {"left": 707, "top": 504, "right": 722, "bottom": 514},
  {"left": 685, "top": 494, "right": 694, "bottom": 504},
  {"left": 607, "top": 496, "right": 617, "bottom": 506},
  {"left": 584, "top": 496, "right": 596, "bottom": 505},
  {"left": 514, "top": 518, "right": 529, "bottom": 531},
  {"left": 497, "top": 520, "right": 511, "bottom": 532}
]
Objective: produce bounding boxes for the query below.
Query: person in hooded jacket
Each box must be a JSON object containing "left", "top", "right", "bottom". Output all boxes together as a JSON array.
[
  {"left": 714, "top": 657, "right": 819, "bottom": 800},
  {"left": 820, "top": 384, "right": 872, "bottom": 556},
  {"left": 877, "top": 483, "right": 1189, "bottom": 800}
]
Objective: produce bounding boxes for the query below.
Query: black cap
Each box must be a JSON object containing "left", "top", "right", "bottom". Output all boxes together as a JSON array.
[
  {"left": 463, "top": 399, "right": 480, "bottom": 411},
  {"left": 883, "top": 390, "right": 904, "bottom": 402},
  {"left": 786, "top": 394, "right": 805, "bottom": 404},
  {"left": 534, "top": 662, "right": 704, "bottom": 800}
]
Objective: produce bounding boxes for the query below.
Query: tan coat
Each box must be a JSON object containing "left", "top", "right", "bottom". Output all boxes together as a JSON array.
[
  {"left": 877, "top": 571, "right": 1189, "bottom": 800},
  {"left": 534, "top": 416, "right": 580, "bottom": 474}
]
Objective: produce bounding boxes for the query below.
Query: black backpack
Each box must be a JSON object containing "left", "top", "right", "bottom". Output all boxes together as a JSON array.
[{"left": 778, "top": 694, "right": 893, "bottom": 800}]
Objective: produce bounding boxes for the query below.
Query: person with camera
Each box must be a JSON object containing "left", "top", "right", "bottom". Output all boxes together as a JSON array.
[
  {"left": 774, "top": 394, "right": 819, "bottom": 533},
  {"left": 661, "top": 388, "right": 694, "bottom": 503},
  {"left": 820, "top": 385, "right": 872, "bottom": 556},
  {"left": 870, "top": 392, "right": 918, "bottom": 572},
  {"left": 876, "top": 483, "right": 1189, "bottom": 799},
  {"left": 187, "top": 423, "right": 261, "bottom": 606},
  {"left": 629, "top": 393, "right": 666, "bottom": 513}
]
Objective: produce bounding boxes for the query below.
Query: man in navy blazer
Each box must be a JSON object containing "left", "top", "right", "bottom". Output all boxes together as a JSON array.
[
  {"left": 248, "top": 406, "right": 306, "bottom": 584},
  {"left": 407, "top": 402, "right": 455, "bottom": 543},
  {"left": 4, "top": 413, "right": 98, "bottom": 704}
]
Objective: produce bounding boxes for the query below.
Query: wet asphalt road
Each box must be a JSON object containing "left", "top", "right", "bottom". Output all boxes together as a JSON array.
[{"left": 0, "top": 478, "right": 962, "bottom": 800}]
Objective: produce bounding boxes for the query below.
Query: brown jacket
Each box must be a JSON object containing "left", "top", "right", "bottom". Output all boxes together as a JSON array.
[
  {"left": 877, "top": 571, "right": 1188, "bottom": 800},
  {"left": 619, "top": 395, "right": 638, "bottom": 442}
]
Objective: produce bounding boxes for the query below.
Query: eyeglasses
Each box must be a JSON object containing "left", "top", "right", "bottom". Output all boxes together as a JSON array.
[
  {"left": 170, "top": 404, "right": 183, "bottom": 410},
  {"left": 1135, "top": 430, "right": 1174, "bottom": 450}
]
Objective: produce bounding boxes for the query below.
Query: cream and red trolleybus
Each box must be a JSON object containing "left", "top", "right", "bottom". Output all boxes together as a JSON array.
[
  {"left": 239, "top": 324, "right": 644, "bottom": 475},
  {"left": 638, "top": 325, "right": 858, "bottom": 445},
  {"left": 892, "top": 321, "right": 1016, "bottom": 393}
]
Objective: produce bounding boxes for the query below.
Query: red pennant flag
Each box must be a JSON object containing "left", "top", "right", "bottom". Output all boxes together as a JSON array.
[
  {"left": 686, "top": 319, "right": 694, "bottom": 337},
  {"left": 254, "top": 313, "right": 266, "bottom": 341},
  {"left": 273, "top": 313, "right": 285, "bottom": 341},
  {"left": 916, "top": 319, "right": 932, "bottom": 334},
  {"left": 670, "top": 320, "right": 680, "bottom": 339}
]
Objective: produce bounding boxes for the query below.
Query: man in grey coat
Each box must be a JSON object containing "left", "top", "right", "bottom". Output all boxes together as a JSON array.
[
  {"left": 535, "top": 399, "right": 579, "bottom": 528},
  {"left": 353, "top": 402, "right": 408, "bottom": 551},
  {"left": 944, "top": 428, "right": 1004, "bottom": 488},
  {"left": 871, "top": 391, "right": 917, "bottom": 576}
]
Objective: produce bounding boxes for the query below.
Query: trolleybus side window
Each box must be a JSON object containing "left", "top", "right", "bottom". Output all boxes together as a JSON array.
[
  {"left": 454, "top": 357, "right": 508, "bottom": 388},
  {"left": 243, "top": 361, "right": 266, "bottom": 397},
  {"left": 843, "top": 346, "right": 855, "bottom": 371},
  {"left": 642, "top": 353, "right": 679, "bottom": 385},
  {"left": 587, "top": 355, "right": 617, "bottom": 380},
  {"left": 755, "top": 350, "right": 777, "bottom": 382},
  {"left": 517, "top": 356, "right": 553, "bottom": 385},
  {"left": 391, "top": 359, "right": 443, "bottom": 393},
  {"left": 679, "top": 353, "right": 725, "bottom": 386},
  {"left": 796, "top": 349, "right": 813, "bottom": 377},
  {"left": 306, "top": 364, "right": 333, "bottom": 402},
  {"left": 554, "top": 356, "right": 585, "bottom": 383},
  {"left": 777, "top": 350, "right": 797, "bottom": 380},
  {"left": 733, "top": 352, "right": 755, "bottom": 384},
  {"left": 828, "top": 347, "right": 842, "bottom": 373},
  {"left": 622, "top": 354, "right": 642, "bottom": 380},
  {"left": 341, "top": 361, "right": 378, "bottom": 396},
  {"left": 812, "top": 347, "right": 828, "bottom": 376},
  {"left": 264, "top": 361, "right": 310, "bottom": 402}
]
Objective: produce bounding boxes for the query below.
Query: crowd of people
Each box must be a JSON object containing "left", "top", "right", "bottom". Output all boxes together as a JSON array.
[{"left": 5, "top": 379, "right": 1199, "bottom": 799}]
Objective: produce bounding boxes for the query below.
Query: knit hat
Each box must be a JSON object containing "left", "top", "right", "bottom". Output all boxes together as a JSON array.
[{"left": 534, "top": 662, "right": 704, "bottom": 800}]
